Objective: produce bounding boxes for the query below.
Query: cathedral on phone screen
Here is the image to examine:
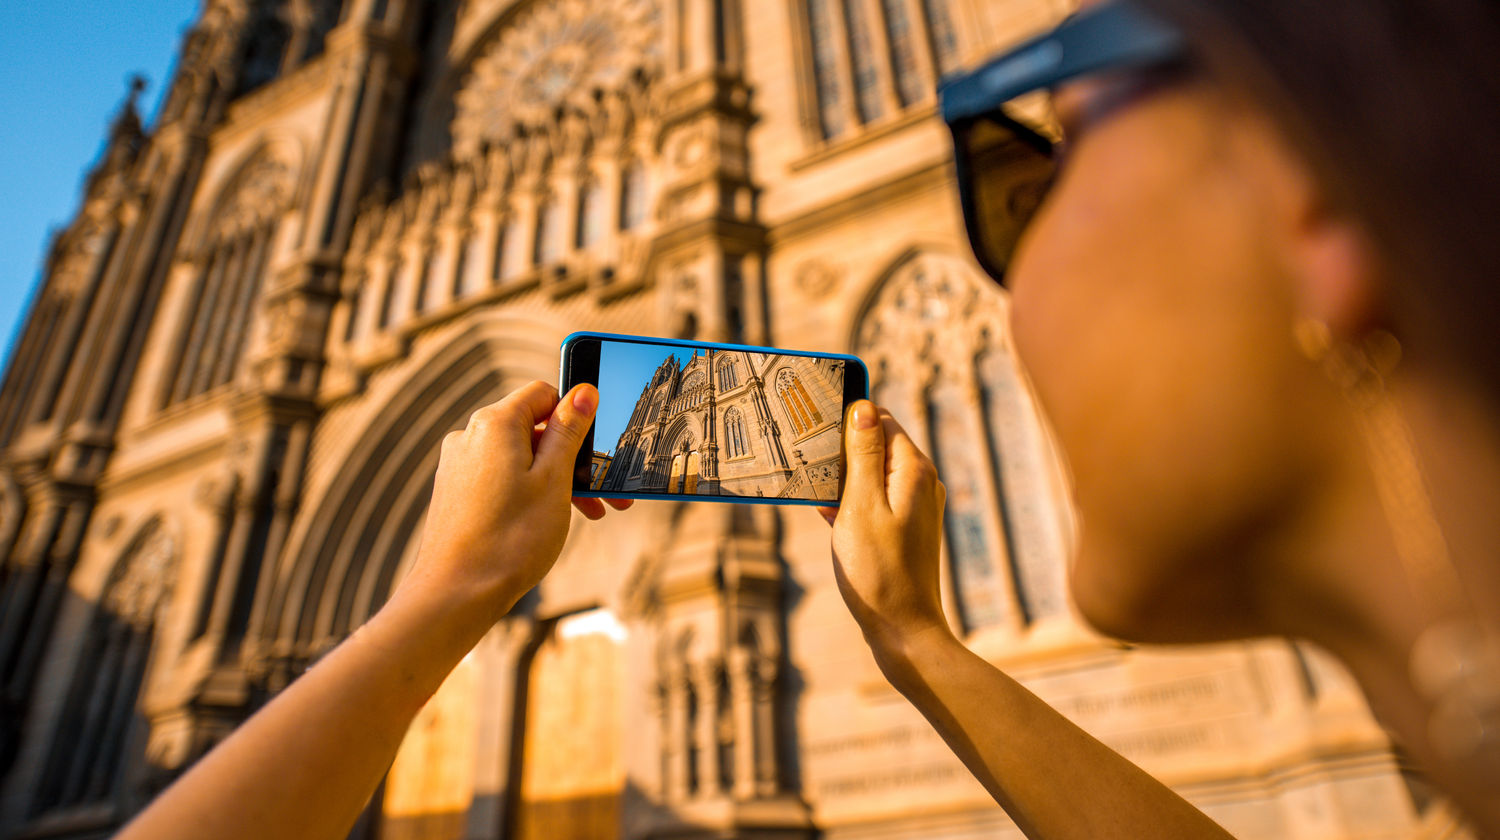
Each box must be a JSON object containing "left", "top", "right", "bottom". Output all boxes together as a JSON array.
[{"left": 592, "top": 344, "right": 844, "bottom": 501}]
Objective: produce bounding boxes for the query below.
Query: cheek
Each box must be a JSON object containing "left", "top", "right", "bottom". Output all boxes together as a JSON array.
[{"left": 1007, "top": 150, "right": 1310, "bottom": 637}]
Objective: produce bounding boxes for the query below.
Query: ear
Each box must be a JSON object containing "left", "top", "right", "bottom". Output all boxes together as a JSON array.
[
  {"left": 1243, "top": 107, "right": 1388, "bottom": 341},
  {"left": 1287, "top": 205, "right": 1387, "bottom": 340}
]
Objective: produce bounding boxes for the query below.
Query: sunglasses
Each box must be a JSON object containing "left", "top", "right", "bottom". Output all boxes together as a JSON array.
[{"left": 939, "top": 1, "right": 1187, "bottom": 286}]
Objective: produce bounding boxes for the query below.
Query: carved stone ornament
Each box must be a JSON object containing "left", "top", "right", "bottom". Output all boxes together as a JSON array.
[
  {"left": 795, "top": 259, "right": 841, "bottom": 301},
  {"left": 106, "top": 526, "right": 177, "bottom": 627},
  {"left": 452, "top": 0, "right": 663, "bottom": 153},
  {"left": 214, "top": 154, "right": 295, "bottom": 237}
]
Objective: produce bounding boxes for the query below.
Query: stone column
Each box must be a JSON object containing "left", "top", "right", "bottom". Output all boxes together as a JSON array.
[
  {"left": 753, "top": 654, "right": 780, "bottom": 795},
  {"left": 728, "top": 647, "right": 757, "bottom": 799},
  {"left": 691, "top": 657, "right": 722, "bottom": 797},
  {"left": 663, "top": 668, "right": 691, "bottom": 800}
]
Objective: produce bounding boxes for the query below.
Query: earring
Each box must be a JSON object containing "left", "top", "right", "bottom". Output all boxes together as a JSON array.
[{"left": 1293, "top": 319, "right": 1500, "bottom": 771}]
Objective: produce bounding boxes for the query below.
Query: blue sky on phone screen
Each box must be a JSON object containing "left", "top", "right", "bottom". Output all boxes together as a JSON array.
[{"left": 592, "top": 342, "right": 694, "bottom": 456}]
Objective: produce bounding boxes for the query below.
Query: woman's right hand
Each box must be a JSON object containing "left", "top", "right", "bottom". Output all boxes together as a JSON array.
[{"left": 819, "top": 400, "right": 953, "bottom": 659}]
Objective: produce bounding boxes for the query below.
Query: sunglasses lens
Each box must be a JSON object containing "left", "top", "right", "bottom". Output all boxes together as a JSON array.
[{"left": 959, "top": 116, "right": 1056, "bottom": 286}]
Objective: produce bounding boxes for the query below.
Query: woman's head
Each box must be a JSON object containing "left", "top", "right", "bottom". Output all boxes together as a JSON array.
[
  {"left": 1135, "top": 0, "right": 1500, "bottom": 396},
  {"left": 995, "top": 0, "right": 1500, "bottom": 641}
]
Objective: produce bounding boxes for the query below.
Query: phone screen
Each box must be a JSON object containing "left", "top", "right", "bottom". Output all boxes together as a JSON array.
[{"left": 564, "top": 334, "right": 864, "bottom": 504}]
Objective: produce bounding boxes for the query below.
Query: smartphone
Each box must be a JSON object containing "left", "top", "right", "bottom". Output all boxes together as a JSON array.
[{"left": 559, "top": 331, "right": 870, "bottom": 506}]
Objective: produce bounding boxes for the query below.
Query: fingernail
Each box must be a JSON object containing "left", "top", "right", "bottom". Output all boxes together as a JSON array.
[
  {"left": 573, "top": 386, "right": 597, "bottom": 414},
  {"left": 853, "top": 402, "right": 877, "bottom": 430}
]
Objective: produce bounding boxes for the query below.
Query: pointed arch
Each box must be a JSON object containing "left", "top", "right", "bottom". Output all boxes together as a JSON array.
[
  {"left": 263, "top": 316, "right": 562, "bottom": 655},
  {"left": 34, "top": 517, "right": 177, "bottom": 816},
  {"left": 185, "top": 135, "right": 306, "bottom": 246},
  {"left": 722, "top": 407, "right": 749, "bottom": 459},
  {"left": 851, "top": 248, "right": 1074, "bottom": 634},
  {"left": 163, "top": 138, "right": 305, "bottom": 408}
]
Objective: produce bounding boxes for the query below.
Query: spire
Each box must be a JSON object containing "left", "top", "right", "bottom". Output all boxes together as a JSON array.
[
  {"left": 109, "top": 75, "right": 147, "bottom": 143},
  {"left": 85, "top": 75, "right": 148, "bottom": 196}
]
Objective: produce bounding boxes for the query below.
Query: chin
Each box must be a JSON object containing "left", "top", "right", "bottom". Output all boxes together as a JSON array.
[{"left": 1068, "top": 533, "right": 1263, "bottom": 645}]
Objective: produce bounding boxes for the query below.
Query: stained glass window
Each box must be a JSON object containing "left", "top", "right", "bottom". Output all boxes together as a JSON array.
[
  {"left": 724, "top": 407, "right": 748, "bottom": 458},
  {"left": 776, "top": 369, "right": 823, "bottom": 436},
  {"left": 806, "top": 0, "right": 846, "bottom": 138},
  {"left": 922, "top": 0, "right": 960, "bottom": 78},
  {"left": 928, "top": 378, "right": 1010, "bottom": 631},
  {"left": 843, "top": 0, "right": 884, "bottom": 124},
  {"left": 168, "top": 222, "right": 274, "bottom": 404},
  {"left": 854, "top": 252, "right": 1073, "bottom": 634},
  {"left": 881, "top": 0, "right": 926, "bottom": 106}
]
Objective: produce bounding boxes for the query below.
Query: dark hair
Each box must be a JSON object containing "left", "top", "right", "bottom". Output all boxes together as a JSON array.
[{"left": 1139, "top": 0, "right": 1500, "bottom": 399}]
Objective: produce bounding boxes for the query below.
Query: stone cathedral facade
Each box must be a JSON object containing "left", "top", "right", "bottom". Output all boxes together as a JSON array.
[
  {"left": 602, "top": 350, "right": 843, "bottom": 500},
  {"left": 0, "top": 0, "right": 1442, "bottom": 838}
]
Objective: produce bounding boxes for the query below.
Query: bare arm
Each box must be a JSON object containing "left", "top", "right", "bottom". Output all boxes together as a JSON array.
[
  {"left": 117, "top": 381, "right": 626, "bottom": 840},
  {"left": 821, "top": 401, "right": 1234, "bottom": 840}
]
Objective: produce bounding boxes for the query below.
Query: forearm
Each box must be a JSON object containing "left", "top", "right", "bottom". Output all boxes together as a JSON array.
[
  {"left": 117, "top": 583, "right": 494, "bottom": 840},
  {"left": 872, "top": 626, "right": 1235, "bottom": 840}
]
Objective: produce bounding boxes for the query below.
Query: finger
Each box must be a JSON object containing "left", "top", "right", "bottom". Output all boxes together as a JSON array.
[
  {"left": 605, "top": 497, "right": 634, "bottom": 511},
  {"left": 534, "top": 384, "right": 599, "bottom": 477},
  {"left": 468, "top": 381, "right": 560, "bottom": 465},
  {"left": 885, "top": 417, "right": 930, "bottom": 476},
  {"left": 842, "top": 400, "right": 888, "bottom": 510},
  {"left": 884, "top": 418, "right": 942, "bottom": 500},
  {"left": 816, "top": 506, "right": 838, "bottom": 527},
  {"left": 572, "top": 496, "right": 607, "bottom": 520}
]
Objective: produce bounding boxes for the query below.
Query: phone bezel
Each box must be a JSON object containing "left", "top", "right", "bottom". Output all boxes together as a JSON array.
[{"left": 559, "top": 331, "right": 870, "bottom": 507}]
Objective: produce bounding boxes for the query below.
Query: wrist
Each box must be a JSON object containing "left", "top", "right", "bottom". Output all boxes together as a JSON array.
[
  {"left": 863, "top": 620, "right": 962, "bottom": 689},
  {"left": 374, "top": 576, "right": 500, "bottom": 675}
]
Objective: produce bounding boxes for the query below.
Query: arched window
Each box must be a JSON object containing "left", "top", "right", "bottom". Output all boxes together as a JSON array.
[
  {"left": 881, "top": 0, "right": 925, "bottom": 106},
  {"left": 724, "top": 407, "right": 749, "bottom": 458},
  {"left": 806, "top": 0, "right": 846, "bottom": 138},
  {"left": 922, "top": 0, "right": 960, "bottom": 76},
  {"left": 854, "top": 252, "right": 1072, "bottom": 633},
  {"left": 776, "top": 369, "right": 823, "bottom": 437},
  {"left": 577, "top": 177, "right": 607, "bottom": 250},
  {"left": 620, "top": 162, "right": 650, "bottom": 231},
  {"left": 534, "top": 196, "right": 566, "bottom": 266},
  {"left": 34, "top": 522, "right": 175, "bottom": 815},
  {"left": 843, "top": 0, "right": 883, "bottom": 124},
  {"left": 718, "top": 359, "right": 739, "bottom": 390},
  {"left": 166, "top": 152, "right": 290, "bottom": 406},
  {"left": 803, "top": 0, "right": 960, "bottom": 140}
]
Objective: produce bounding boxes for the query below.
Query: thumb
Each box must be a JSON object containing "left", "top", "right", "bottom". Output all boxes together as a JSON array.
[
  {"left": 535, "top": 384, "right": 598, "bottom": 478},
  {"left": 841, "top": 400, "right": 888, "bottom": 509}
]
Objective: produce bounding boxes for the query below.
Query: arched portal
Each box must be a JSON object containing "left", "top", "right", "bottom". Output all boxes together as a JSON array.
[
  {"left": 263, "top": 316, "right": 561, "bottom": 657},
  {"left": 684, "top": 451, "right": 701, "bottom": 494}
]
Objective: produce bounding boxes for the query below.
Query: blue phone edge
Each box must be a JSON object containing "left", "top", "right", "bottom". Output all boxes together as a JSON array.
[{"left": 559, "top": 330, "right": 870, "bottom": 508}]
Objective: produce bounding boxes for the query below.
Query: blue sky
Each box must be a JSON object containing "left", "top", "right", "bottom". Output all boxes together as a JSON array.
[
  {"left": 0, "top": 2, "right": 200, "bottom": 373},
  {"left": 594, "top": 343, "right": 694, "bottom": 456}
]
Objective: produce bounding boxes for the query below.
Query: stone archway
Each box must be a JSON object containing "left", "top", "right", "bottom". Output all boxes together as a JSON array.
[{"left": 263, "top": 316, "right": 561, "bottom": 660}]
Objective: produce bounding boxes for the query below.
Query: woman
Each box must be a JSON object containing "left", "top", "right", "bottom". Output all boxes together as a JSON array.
[
  {"left": 819, "top": 0, "right": 1497, "bottom": 834},
  {"left": 118, "top": 0, "right": 1497, "bottom": 837}
]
